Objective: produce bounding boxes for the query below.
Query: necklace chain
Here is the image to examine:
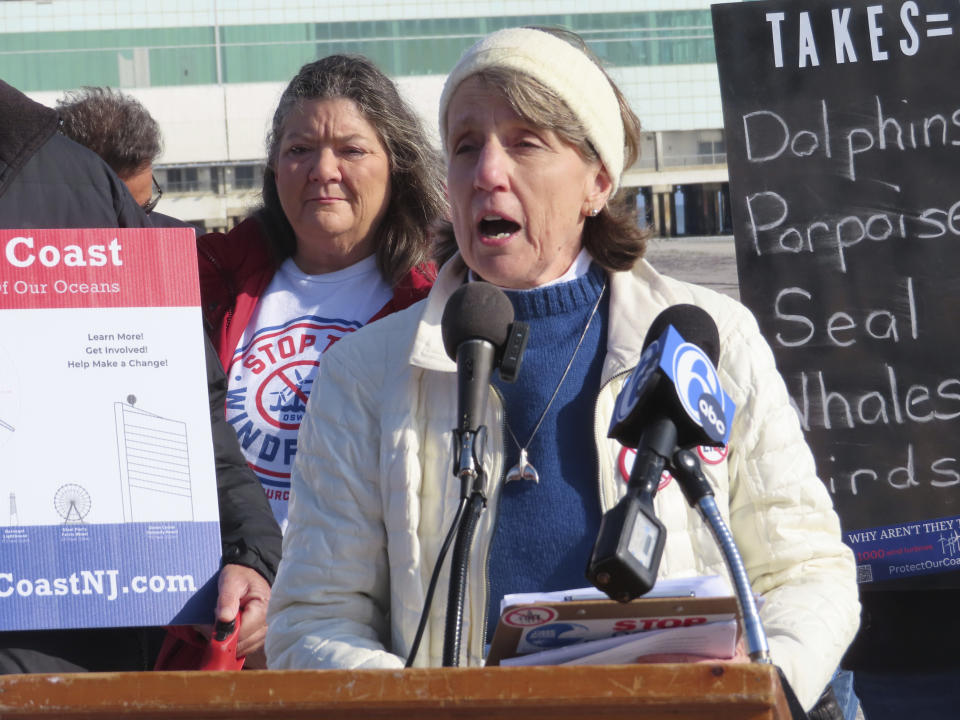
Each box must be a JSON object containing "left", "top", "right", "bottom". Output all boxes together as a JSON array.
[{"left": 504, "top": 279, "right": 606, "bottom": 458}]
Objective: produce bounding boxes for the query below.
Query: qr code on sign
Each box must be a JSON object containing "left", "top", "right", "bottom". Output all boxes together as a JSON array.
[{"left": 856, "top": 565, "right": 873, "bottom": 583}]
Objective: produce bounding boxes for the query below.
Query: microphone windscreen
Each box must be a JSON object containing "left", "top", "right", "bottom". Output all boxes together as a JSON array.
[
  {"left": 441, "top": 282, "right": 515, "bottom": 361},
  {"left": 642, "top": 304, "right": 720, "bottom": 365}
]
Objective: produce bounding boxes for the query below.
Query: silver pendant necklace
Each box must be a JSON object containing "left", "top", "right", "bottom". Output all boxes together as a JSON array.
[{"left": 504, "top": 280, "right": 606, "bottom": 484}]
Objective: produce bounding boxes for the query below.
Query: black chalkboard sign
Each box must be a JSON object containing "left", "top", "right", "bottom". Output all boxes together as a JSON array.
[{"left": 712, "top": 0, "right": 960, "bottom": 589}]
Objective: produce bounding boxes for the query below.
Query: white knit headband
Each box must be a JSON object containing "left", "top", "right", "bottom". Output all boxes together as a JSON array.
[{"left": 438, "top": 27, "right": 626, "bottom": 194}]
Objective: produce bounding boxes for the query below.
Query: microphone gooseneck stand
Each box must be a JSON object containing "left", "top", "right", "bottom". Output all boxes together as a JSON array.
[
  {"left": 672, "top": 446, "right": 809, "bottom": 718},
  {"left": 670, "top": 448, "right": 771, "bottom": 664},
  {"left": 442, "top": 424, "right": 488, "bottom": 666}
]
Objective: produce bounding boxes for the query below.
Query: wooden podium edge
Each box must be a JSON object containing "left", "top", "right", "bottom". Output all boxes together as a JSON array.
[{"left": 0, "top": 663, "right": 791, "bottom": 719}]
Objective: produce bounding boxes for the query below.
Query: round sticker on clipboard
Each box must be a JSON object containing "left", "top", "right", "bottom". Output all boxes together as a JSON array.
[{"left": 502, "top": 606, "right": 559, "bottom": 628}]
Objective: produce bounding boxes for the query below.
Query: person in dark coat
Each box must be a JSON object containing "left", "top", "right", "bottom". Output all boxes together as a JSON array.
[{"left": 0, "top": 78, "right": 282, "bottom": 672}]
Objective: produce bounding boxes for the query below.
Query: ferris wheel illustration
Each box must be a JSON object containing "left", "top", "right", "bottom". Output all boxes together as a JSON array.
[{"left": 54, "top": 484, "right": 92, "bottom": 524}]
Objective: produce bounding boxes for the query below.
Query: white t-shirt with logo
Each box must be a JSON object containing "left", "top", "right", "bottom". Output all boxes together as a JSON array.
[{"left": 225, "top": 255, "right": 391, "bottom": 531}]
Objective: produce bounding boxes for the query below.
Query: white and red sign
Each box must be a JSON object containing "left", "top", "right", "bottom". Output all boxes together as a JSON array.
[{"left": 0, "top": 228, "right": 221, "bottom": 631}]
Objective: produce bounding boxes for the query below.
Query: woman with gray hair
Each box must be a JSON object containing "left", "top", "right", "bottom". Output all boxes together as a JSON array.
[
  {"left": 198, "top": 54, "right": 445, "bottom": 534},
  {"left": 266, "top": 28, "right": 858, "bottom": 711}
]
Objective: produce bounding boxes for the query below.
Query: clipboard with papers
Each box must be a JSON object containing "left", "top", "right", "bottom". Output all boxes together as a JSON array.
[{"left": 485, "top": 575, "right": 742, "bottom": 667}]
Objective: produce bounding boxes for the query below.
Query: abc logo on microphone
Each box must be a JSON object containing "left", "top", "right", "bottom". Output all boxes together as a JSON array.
[
  {"left": 671, "top": 340, "right": 730, "bottom": 443},
  {"left": 608, "top": 323, "right": 735, "bottom": 449}
]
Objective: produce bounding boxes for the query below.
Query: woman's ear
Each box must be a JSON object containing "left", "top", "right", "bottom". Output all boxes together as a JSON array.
[{"left": 582, "top": 165, "right": 613, "bottom": 217}]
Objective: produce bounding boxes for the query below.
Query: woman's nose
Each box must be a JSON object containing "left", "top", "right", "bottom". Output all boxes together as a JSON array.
[
  {"left": 308, "top": 148, "right": 341, "bottom": 182},
  {"left": 474, "top": 142, "right": 509, "bottom": 191}
]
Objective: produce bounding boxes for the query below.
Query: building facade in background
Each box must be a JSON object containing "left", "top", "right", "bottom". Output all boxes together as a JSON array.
[{"left": 1, "top": 0, "right": 734, "bottom": 235}]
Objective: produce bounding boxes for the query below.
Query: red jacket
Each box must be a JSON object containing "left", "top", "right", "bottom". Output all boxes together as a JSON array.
[{"left": 196, "top": 216, "right": 436, "bottom": 370}]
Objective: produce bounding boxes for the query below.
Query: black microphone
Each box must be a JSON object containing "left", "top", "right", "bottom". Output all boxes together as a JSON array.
[
  {"left": 437, "top": 282, "right": 524, "bottom": 667},
  {"left": 608, "top": 304, "right": 722, "bottom": 449},
  {"left": 587, "top": 304, "right": 732, "bottom": 603},
  {"left": 441, "top": 281, "right": 515, "bottom": 435}
]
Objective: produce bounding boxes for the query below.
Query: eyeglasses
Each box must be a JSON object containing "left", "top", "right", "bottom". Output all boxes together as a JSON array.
[{"left": 141, "top": 175, "right": 163, "bottom": 214}]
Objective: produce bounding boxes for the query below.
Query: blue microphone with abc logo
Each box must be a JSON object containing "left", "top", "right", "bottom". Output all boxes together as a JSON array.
[{"left": 586, "top": 304, "right": 735, "bottom": 603}]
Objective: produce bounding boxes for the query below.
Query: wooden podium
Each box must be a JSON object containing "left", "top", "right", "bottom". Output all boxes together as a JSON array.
[{"left": 0, "top": 664, "right": 792, "bottom": 719}]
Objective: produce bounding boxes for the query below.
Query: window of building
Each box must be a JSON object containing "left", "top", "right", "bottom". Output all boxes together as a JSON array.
[
  {"left": 209, "top": 166, "right": 222, "bottom": 194},
  {"left": 696, "top": 137, "right": 726, "bottom": 164},
  {"left": 166, "top": 167, "right": 199, "bottom": 193},
  {"left": 234, "top": 165, "right": 256, "bottom": 189},
  {"left": 5, "top": 10, "right": 718, "bottom": 92}
]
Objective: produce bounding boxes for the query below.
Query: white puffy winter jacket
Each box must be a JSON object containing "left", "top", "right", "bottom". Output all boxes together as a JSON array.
[{"left": 266, "top": 255, "right": 860, "bottom": 711}]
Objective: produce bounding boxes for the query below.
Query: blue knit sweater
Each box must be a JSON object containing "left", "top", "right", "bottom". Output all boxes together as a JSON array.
[{"left": 486, "top": 265, "right": 609, "bottom": 642}]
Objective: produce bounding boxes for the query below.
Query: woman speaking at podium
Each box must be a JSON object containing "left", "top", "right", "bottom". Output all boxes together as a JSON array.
[{"left": 266, "top": 27, "right": 859, "bottom": 711}]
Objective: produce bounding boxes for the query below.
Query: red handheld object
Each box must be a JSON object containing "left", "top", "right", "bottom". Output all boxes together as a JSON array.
[{"left": 199, "top": 614, "right": 246, "bottom": 671}]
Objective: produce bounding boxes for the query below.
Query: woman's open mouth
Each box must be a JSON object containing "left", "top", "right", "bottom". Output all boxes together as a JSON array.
[{"left": 478, "top": 214, "right": 520, "bottom": 240}]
